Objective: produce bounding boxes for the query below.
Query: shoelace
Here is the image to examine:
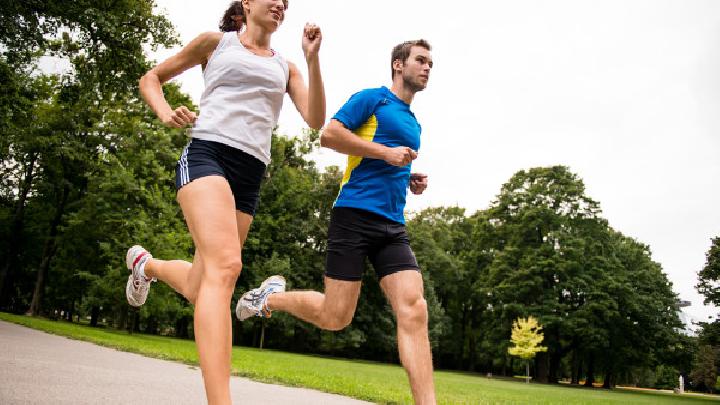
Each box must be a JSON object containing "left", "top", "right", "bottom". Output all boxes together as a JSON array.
[{"left": 133, "top": 278, "right": 148, "bottom": 292}]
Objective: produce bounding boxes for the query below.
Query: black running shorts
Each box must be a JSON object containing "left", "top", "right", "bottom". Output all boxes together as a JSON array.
[
  {"left": 175, "top": 138, "right": 266, "bottom": 216},
  {"left": 325, "top": 207, "right": 421, "bottom": 281}
]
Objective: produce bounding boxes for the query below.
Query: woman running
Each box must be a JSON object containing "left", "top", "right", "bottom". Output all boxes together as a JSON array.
[{"left": 125, "top": 1, "right": 324, "bottom": 403}]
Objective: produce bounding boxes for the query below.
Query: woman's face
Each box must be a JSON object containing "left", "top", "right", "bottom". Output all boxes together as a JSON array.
[{"left": 244, "top": 0, "right": 288, "bottom": 31}]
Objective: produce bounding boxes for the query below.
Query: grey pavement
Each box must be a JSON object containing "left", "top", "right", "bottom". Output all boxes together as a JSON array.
[{"left": 0, "top": 320, "right": 373, "bottom": 405}]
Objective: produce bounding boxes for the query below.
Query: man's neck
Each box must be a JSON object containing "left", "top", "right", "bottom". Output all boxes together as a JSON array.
[{"left": 389, "top": 80, "right": 415, "bottom": 105}]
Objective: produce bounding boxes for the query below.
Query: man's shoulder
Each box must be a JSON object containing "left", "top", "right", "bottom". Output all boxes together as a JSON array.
[{"left": 348, "top": 86, "right": 387, "bottom": 101}]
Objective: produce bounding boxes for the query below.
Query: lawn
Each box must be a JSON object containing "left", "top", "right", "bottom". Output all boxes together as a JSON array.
[{"left": 1, "top": 313, "right": 715, "bottom": 404}]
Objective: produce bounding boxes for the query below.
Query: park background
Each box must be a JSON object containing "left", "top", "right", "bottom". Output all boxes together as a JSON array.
[{"left": 2, "top": 0, "right": 720, "bottom": 400}]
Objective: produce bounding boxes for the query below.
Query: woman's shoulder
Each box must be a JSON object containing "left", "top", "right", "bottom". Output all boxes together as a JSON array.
[{"left": 192, "top": 31, "right": 224, "bottom": 49}]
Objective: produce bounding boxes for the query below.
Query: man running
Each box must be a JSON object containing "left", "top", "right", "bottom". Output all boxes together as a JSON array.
[{"left": 237, "top": 39, "right": 435, "bottom": 404}]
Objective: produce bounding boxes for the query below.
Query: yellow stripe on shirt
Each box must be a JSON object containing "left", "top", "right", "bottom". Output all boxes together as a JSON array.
[{"left": 339, "top": 114, "right": 378, "bottom": 192}]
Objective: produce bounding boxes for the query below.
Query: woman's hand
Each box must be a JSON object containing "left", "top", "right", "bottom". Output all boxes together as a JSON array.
[
  {"left": 160, "top": 106, "right": 197, "bottom": 128},
  {"left": 302, "top": 23, "right": 322, "bottom": 61}
]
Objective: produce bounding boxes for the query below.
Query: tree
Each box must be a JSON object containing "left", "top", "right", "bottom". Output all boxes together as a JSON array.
[
  {"left": 697, "top": 237, "right": 720, "bottom": 307},
  {"left": 0, "top": 0, "right": 178, "bottom": 313},
  {"left": 508, "top": 316, "right": 547, "bottom": 383},
  {"left": 690, "top": 345, "right": 718, "bottom": 393}
]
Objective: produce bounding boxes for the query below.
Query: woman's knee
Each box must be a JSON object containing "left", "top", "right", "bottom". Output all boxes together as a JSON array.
[{"left": 202, "top": 255, "right": 243, "bottom": 288}]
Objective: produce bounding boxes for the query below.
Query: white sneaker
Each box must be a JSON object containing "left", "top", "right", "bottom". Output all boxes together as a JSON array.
[
  {"left": 236, "top": 275, "right": 286, "bottom": 321},
  {"left": 125, "top": 245, "right": 155, "bottom": 307}
]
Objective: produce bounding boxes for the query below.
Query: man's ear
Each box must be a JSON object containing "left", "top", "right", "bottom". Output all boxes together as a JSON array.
[{"left": 392, "top": 59, "right": 404, "bottom": 76}]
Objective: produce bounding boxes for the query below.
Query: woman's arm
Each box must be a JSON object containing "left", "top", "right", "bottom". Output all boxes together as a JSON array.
[
  {"left": 287, "top": 23, "right": 325, "bottom": 130},
  {"left": 139, "top": 31, "right": 222, "bottom": 128}
]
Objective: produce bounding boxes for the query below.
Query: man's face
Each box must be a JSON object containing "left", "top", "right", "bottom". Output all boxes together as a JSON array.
[{"left": 400, "top": 46, "right": 433, "bottom": 92}]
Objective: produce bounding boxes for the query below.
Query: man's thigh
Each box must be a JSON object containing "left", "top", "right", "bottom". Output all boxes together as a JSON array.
[
  {"left": 379, "top": 270, "right": 425, "bottom": 311},
  {"left": 322, "top": 276, "right": 362, "bottom": 319}
]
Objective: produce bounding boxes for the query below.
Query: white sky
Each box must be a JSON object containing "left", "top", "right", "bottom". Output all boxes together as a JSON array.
[{"left": 149, "top": 0, "right": 720, "bottom": 322}]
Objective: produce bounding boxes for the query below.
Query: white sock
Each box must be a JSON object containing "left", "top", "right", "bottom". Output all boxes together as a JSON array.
[{"left": 137, "top": 255, "right": 153, "bottom": 281}]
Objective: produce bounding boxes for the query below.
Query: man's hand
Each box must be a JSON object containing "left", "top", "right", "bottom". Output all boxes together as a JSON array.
[
  {"left": 409, "top": 173, "right": 428, "bottom": 195},
  {"left": 160, "top": 106, "right": 197, "bottom": 128},
  {"left": 383, "top": 146, "right": 417, "bottom": 167}
]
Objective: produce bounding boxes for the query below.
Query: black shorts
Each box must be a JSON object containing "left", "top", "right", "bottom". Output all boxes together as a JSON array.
[
  {"left": 325, "top": 207, "right": 420, "bottom": 281},
  {"left": 175, "top": 138, "right": 266, "bottom": 216}
]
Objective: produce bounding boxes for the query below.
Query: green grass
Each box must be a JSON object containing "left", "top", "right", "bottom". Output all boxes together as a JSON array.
[{"left": 1, "top": 312, "right": 716, "bottom": 404}]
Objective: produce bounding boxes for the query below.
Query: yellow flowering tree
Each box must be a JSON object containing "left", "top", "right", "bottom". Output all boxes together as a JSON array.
[{"left": 508, "top": 316, "right": 548, "bottom": 383}]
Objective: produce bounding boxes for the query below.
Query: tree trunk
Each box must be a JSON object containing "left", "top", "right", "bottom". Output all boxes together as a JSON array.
[
  {"left": 128, "top": 310, "right": 139, "bottom": 335},
  {"left": 90, "top": 305, "right": 100, "bottom": 327},
  {"left": 584, "top": 356, "right": 595, "bottom": 387},
  {"left": 571, "top": 351, "right": 580, "bottom": 385},
  {"left": 458, "top": 304, "right": 467, "bottom": 369},
  {"left": 259, "top": 319, "right": 266, "bottom": 349},
  {"left": 526, "top": 361, "right": 530, "bottom": 383},
  {"left": 66, "top": 301, "right": 74, "bottom": 322},
  {"left": 117, "top": 307, "right": 128, "bottom": 330},
  {"left": 535, "top": 351, "right": 549, "bottom": 383},
  {"left": 467, "top": 327, "right": 476, "bottom": 372},
  {"left": 176, "top": 316, "right": 189, "bottom": 339},
  {"left": 28, "top": 183, "right": 68, "bottom": 316},
  {"left": 146, "top": 316, "right": 157, "bottom": 335},
  {"left": 603, "top": 371, "right": 614, "bottom": 389},
  {"left": 549, "top": 350, "right": 561, "bottom": 383},
  {"left": 0, "top": 153, "right": 37, "bottom": 309},
  {"left": 28, "top": 236, "right": 57, "bottom": 316}
]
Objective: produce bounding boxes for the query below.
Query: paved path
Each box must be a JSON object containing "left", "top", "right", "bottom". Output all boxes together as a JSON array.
[{"left": 0, "top": 320, "right": 372, "bottom": 404}]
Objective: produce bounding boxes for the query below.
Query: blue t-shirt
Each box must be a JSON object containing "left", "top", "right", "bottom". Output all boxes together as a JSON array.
[{"left": 332, "top": 86, "right": 421, "bottom": 224}]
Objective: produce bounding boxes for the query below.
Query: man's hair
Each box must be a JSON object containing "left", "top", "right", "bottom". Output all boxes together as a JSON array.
[{"left": 390, "top": 39, "right": 432, "bottom": 80}]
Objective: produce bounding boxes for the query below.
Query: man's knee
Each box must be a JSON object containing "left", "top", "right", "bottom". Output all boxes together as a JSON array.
[
  {"left": 320, "top": 310, "right": 354, "bottom": 331},
  {"left": 397, "top": 297, "right": 428, "bottom": 328}
]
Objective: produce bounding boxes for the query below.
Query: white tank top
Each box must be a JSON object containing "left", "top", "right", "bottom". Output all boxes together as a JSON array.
[{"left": 190, "top": 31, "right": 289, "bottom": 164}]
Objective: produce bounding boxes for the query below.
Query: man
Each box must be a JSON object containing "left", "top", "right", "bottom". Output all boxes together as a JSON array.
[{"left": 237, "top": 39, "right": 436, "bottom": 404}]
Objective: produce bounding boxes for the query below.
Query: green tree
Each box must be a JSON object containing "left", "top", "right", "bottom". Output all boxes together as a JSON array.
[
  {"left": 690, "top": 345, "right": 718, "bottom": 393},
  {"left": 0, "top": 0, "right": 178, "bottom": 313},
  {"left": 697, "top": 237, "right": 720, "bottom": 307}
]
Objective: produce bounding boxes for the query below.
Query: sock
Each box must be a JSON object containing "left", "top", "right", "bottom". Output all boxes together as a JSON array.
[{"left": 136, "top": 254, "right": 154, "bottom": 282}]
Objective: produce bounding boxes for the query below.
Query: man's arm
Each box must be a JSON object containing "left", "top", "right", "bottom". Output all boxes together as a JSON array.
[{"left": 320, "top": 119, "right": 417, "bottom": 167}]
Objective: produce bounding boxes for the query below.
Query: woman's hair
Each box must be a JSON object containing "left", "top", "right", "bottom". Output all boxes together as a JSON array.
[
  {"left": 219, "top": 1, "right": 290, "bottom": 32},
  {"left": 219, "top": 1, "right": 246, "bottom": 32}
]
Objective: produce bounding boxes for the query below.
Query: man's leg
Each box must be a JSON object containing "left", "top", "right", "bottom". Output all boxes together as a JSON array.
[
  {"left": 380, "top": 270, "right": 436, "bottom": 405},
  {"left": 264, "top": 277, "right": 361, "bottom": 331}
]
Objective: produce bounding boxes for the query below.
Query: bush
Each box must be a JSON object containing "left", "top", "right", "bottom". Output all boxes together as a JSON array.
[{"left": 654, "top": 365, "right": 678, "bottom": 390}]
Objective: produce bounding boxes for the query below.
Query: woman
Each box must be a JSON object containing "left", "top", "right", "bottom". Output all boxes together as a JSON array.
[{"left": 125, "top": 1, "right": 325, "bottom": 403}]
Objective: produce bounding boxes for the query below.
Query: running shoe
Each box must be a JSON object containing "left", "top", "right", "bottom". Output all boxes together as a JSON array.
[
  {"left": 125, "top": 245, "right": 155, "bottom": 307},
  {"left": 235, "top": 275, "right": 286, "bottom": 320}
]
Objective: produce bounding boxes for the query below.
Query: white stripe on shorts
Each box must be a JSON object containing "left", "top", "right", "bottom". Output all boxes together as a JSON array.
[{"left": 180, "top": 140, "right": 191, "bottom": 186}]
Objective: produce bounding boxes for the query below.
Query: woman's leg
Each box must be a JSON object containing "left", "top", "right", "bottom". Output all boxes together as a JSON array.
[
  {"left": 143, "top": 253, "right": 199, "bottom": 304},
  {"left": 176, "top": 175, "right": 247, "bottom": 405},
  {"left": 144, "top": 205, "right": 253, "bottom": 307}
]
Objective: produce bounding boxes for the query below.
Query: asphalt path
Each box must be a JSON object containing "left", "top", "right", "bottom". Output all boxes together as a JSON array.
[{"left": 0, "top": 320, "right": 372, "bottom": 404}]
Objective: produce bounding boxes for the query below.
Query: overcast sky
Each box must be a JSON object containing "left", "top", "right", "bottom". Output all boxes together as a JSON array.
[{"left": 149, "top": 0, "right": 720, "bottom": 323}]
